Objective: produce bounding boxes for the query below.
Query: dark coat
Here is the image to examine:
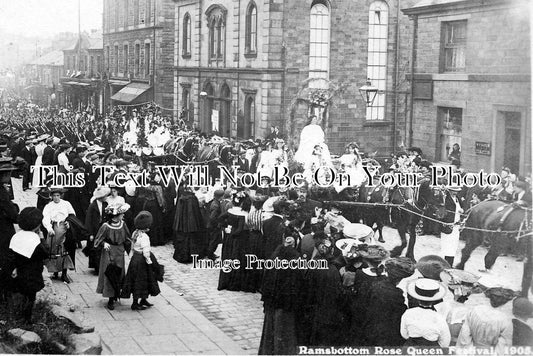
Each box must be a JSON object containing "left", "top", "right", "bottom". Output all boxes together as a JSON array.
[
  {"left": 42, "top": 145, "right": 55, "bottom": 166},
  {"left": 262, "top": 215, "right": 286, "bottom": 259},
  {"left": 85, "top": 200, "right": 108, "bottom": 237},
  {"left": 359, "top": 278, "right": 407, "bottom": 346},
  {"left": 9, "top": 243, "right": 49, "bottom": 296},
  {"left": 513, "top": 319, "right": 533, "bottom": 346},
  {"left": 0, "top": 189, "right": 19, "bottom": 292},
  {"left": 20, "top": 146, "right": 36, "bottom": 165},
  {"left": 207, "top": 198, "right": 222, "bottom": 230}
]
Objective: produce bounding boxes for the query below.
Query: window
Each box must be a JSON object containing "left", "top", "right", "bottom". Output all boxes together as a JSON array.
[
  {"left": 366, "top": 1, "right": 389, "bottom": 121},
  {"left": 139, "top": 0, "right": 146, "bottom": 24},
  {"left": 207, "top": 7, "right": 226, "bottom": 63},
  {"left": 97, "top": 55, "right": 101, "bottom": 73},
  {"left": 245, "top": 96, "right": 255, "bottom": 138},
  {"left": 124, "top": 0, "right": 129, "bottom": 27},
  {"left": 105, "top": 46, "right": 110, "bottom": 71},
  {"left": 245, "top": 2, "right": 257, "bottom": 55},
  {"left": 90, "top": 56, "right": 94, "bottom": 76},
  {"left": 309, "top": 2, "right": 330, "bottom": 81},
  {"left": 124, "top": 44, "right": 129, "bottom": 75},
  {"left": 437, "top": 107, "right": 462, "bottom": 161},
  {"left": 441, "top": 20, "right": 466, "bottom": 72},
  {"left": 144, "top": 43, "right": 151, "bottom": 78},
  {"left": 114, "top": 45, "right": 119, "bottom": 74},
  {"left": 182, "top": 13, "right": 192, "bottom": 57},
  {"left": 134, "top": 43, "right": 140, "bottom": 76}
]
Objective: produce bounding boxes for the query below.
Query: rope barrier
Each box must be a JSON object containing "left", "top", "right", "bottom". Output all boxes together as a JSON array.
[{"left": 325, "top": 200, "right": 532, "bottom": 234}]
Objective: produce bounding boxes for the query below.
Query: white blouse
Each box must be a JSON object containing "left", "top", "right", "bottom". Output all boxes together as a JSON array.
[{"left": 132, "top": 230, "right": 152, "bottom": 264}]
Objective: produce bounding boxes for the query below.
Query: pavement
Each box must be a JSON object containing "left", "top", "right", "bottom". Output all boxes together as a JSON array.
[{"left": 10, "top": 176, "right": 532, "bottom": 354}]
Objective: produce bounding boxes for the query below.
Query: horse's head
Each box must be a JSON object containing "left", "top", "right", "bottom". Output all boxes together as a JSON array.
[{"left": 182, "top": 136, "right": 200, "bottom": 157}]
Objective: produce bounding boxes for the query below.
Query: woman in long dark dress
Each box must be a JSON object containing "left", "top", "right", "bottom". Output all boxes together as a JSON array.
[
  {"left": 218, "top": 191, "right": 251, "bottom": 292},
  {"left": 173, "top": 184, "right": 207, "bottom": 263},
  {"left": 359, "top": 257, "right": 415, "bottom": 346},
  {"left": 133, "top": 181, "right": 166, "bottom": 246},
  {"left": 259, "top": 238, "right": 303, "bottom": 355},
  {"left": 347, "top": 245, "right": 389, "bottom": 345},
  {"left": 0, "top": 180, "right": 18, "bottom": 303},
  {"left": 242, "top": 195, "right": 266, "bottom": 293}
]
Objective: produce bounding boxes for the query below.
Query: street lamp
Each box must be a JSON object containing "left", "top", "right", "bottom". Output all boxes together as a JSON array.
[{"left": 359, "top": 79, "right": 379, "bottom": 106}]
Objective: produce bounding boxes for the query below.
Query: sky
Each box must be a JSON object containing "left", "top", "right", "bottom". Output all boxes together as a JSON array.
[{"left": 0, "top": 0, "right": 103, "bottom": 37}]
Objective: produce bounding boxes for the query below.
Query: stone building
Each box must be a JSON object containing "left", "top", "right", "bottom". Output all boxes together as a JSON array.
[
  {"left": 61, "top": 31, "right": 104, "bottom": 113},
  {"left": 173, "top": 0, "right": 415, "bottom": 155},
  {"left": 24, "top": 50, "right": 64, "bottom": 107},
  {"left": 402, "top": 0, "right": 531, "bottom": 176},
  {"left": 102, "top": 0, "right": 175, "bottom": 111}
]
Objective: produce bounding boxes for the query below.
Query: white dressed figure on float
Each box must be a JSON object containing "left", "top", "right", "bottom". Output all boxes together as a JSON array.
[
  {"left": 335, "top": 142, "right": 367, "bottom": 191},
  {"left": 294, "top": 114, "right": 332, "bottom": 168},
  {"left": 303, "top": 144, "right": 333, "bottom": 185},
  {"left": 257, "top": 141, "right": 276, "bottom": 179}
]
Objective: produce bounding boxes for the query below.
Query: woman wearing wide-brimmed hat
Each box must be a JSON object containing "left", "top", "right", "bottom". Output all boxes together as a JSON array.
[
  {"left": 439, "top": 269, "right": 480, "bottom": 345},
  {"left": 347, "top": 245, "right": 390, "bottom": 344},
  {"left": 457, "top": 287, "right": 515, "bottom": 352},
  {"left": 400, "top": 278, "right": 451, "bottom": 347},
  {"left": 359, "top": 257, "right": 416, "bottom": 346},
  {"left": 94, "top": 202, "right": 132, "bottom": 310},
  {"left": 42, "top": 186, "right": 76, "bottom": 283}
]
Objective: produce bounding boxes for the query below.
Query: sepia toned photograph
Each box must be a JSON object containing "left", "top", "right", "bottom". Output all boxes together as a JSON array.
[{"left": 0, "top": 0, "right": 531, "bottom": 355}]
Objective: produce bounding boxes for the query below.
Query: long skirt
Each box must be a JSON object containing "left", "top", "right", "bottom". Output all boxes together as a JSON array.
[
  {"left": 121, "top": 252, "right": 160, "bottom": 299},
  {"left": 44, "top": 222, "right": 75, "bottom": 273},
  {"left": 96, "top": 245, "right": 126, "bottom": 298},
  {"left": 173, "top": 231, "right": 208, "bottom": 263},
  {"left": 259, "top": 306, "right": 298, "bottom": 355},
  {"left": 218, "top": 231, "right": 251, "bottom": 292},
  {"left": 241, "top": 230, "right": 264, "bottom": 293}
]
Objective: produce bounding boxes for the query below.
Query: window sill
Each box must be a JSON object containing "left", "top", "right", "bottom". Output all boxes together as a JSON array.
[
  {"left": 244, "top": 52, "right": 257, "bottom": 59},
  {"left": 363, "top": 120, "right": 393, "bottom": 127}
]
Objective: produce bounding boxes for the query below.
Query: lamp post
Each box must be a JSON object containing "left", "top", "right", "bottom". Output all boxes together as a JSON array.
[{"left": 359, "top": 79, "right": 379, "bottom": 106}]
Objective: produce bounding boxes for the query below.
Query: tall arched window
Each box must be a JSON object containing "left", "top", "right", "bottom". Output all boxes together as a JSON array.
[
  {"left": 245, "top": 2, "right": 257, "bottom": 55},
  {"left": 366, "top": 1, "right": 389, "bottom": 121},
  {"left": 182, "top": 13, "right": 191, "bottom": 57},
  {"left": 309, "top": 2, "right": 330, "bottom": 81},
  {"left": 244, "top": 96, "right": 255, "bottom": 139},
  {"left": 207, "top": 6, "right": 226, "bottom": 64}
]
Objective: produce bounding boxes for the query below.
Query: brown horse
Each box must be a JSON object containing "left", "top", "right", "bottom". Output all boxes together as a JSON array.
[{"left": 456, "top": 200, "right": 531, "bottom": 271}]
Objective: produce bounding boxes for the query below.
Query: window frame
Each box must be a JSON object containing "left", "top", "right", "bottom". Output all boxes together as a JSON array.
[
  {"left": 144, "top": 42, "right": 151, "bottom": 78},
  {"left": 245, "top": 2, "right": 258, "bottom": 57},
  {"left": 440, "top": 20, "right": 467, "bottom": 73},
  {"left": 182, "top": 13, "right": 192, "bottom": 58},
  {"left": 365, "top": 0, "right": 389, "bottom": 121},
  {"left": 123, "top": 44, "right": 129, "bottom": 76},
  {"left": 308, "top": 2, "right": 330, "bottom": 83},
  {"left": 206, "top": 6, "right": 226, "bottom": 65}
]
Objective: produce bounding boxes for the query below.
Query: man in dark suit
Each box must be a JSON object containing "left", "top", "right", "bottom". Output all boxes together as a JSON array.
[
  {"left": 514, "top": 181, "right": 532, "bottom": 206},
  {"left": 262, "top": 199, "right": 290, "bottom": 259},
  {"left": 42, "top": 137, "right": 55, "bottom": 166},
  {"left": 20, "top": 138, "right": 36, "bottom": 190},
  {"left": 84, "top": 187, "right": 110, "bottom": 273}
]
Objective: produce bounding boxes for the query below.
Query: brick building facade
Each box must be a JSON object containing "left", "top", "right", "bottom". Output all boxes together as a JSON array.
[
  {"left": 61, "top": 31, "right": 104, "bottom": 113},
  {"left": 103, "top": 0, "right": 175, "bottom": 112},
  {"left": 173, "top": 0, "right": 415, "bottom": 155},
  {"left": 402, "top": 0, "right": 531, "bottom": 176}
]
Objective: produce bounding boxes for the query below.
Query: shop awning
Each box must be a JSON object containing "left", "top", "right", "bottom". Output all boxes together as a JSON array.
[
  {"left": 111, "top": 82, "right": 151, "bottom": 103},
  {"left": 63, "top": 81, "right": 91, "bottom": 87}
]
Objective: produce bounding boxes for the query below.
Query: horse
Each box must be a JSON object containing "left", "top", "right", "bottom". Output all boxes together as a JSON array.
[
  {"left": 196, "top": 141, "right": 234, "bottom": 184},
  {"left": 387, "top": 181, "right": 450, "bottom": 260},
  {"left": 455, "top": 200, "right": 531, "bottom": 271}
]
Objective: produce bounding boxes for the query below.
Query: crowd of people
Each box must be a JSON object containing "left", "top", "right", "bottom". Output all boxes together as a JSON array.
[{"left": 0, "top": 95, "right": 532, "bottom": 354}]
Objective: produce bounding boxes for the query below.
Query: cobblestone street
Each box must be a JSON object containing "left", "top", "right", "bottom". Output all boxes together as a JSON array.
[{"left": 10, "top": 176, "right": 532, "bottom": 354}]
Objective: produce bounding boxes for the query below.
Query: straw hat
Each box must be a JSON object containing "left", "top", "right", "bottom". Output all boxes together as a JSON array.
[
  {"left": 92, "top": 186, "right": 111, "bottom": 200},
  {"left": 335, "top": 238, "right": 364, "bottom": 258},
  {"left": 105, "top": 203, "right": 130, "bottom": 216},
  {"left": 416, "top": 255, "right": 451, "bottom": 280},
  {"left": 359, "top": 245, "right": 390, "bottom": 262},
  {"left": 407, "top": 278, "right": 447, "bottom": 302},
  {"left": 343, "top": 223, "right": 373, "bottom": 240}
]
